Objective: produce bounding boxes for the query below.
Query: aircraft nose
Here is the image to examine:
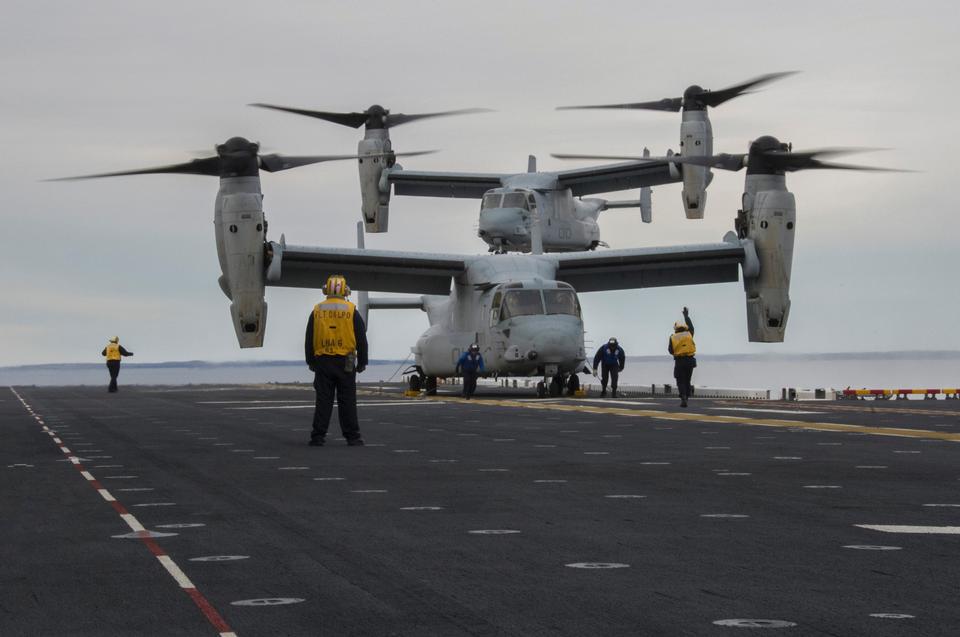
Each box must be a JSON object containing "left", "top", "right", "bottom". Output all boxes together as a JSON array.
[
  {"left": 478, "top": 208, "right": 526, "bottom": 240},
  {"left": 510, "top": 321, "right": 582, "bottom": 363}
]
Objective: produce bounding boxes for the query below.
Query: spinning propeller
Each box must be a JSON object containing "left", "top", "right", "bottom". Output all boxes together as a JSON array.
[
  {"left": 249, "top": 103, "right": 493, "bottom": 130},
  {"left": 554, "top": 136, "right": 906, "bottom": 174},
  {"left": 557, "top": 72, "right": 798, "bottom": 112},
  {"left": 49, "top": 136, "right": 434, "bottom": 180}
]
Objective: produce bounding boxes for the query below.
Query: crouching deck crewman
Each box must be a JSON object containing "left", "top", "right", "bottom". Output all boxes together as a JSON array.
[
  {"left": 593, "top": 338, "right": 625, "bottom": 398},
  {"left": 101, "top": 336, "right": 133, "bottom": 393},
  {"left": 456, "top": 343, "right": 485, "bottom": 399},
  {"left": 305, "top": 274, "right": 368, "bottom": 446},
  {"left": 668, "top": 307, "right": 697, "bottom": 408}
]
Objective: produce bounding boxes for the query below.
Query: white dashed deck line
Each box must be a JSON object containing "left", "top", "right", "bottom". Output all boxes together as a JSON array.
[
  {"left": 392, "top": 449, "right": 420, "bottom": 453},
  {"left": 713, "top": 619, "right": 797, "bottom": 628},
  {"left": 843, "top": 545, "right": 902, "bottom": 551},
  {"left": 253, "top": 456, "right": 280, "bottom": 460},
  {"left": 277, "top": 466, "right": 310, "bottom": 470},
  {"left": 534, "top": 444, "right": 557, "bottom": 448},
  {"left": 400, "top": 506, "right": 444, "bottom": 511},
  {"left": 133, "top": 502, "right": 176, "bottom": 507},
  {"left": 189, "top": 555, "right": 249, "bottom": 562},
  {"left": 705, "top": 446, "right": 731, "bottom": 450},
  {"left": 351, "top": 489, "right": 388, "bottom": 493},
  {"left": 774, "top": 456, "right": 803, "bottom": 460},
  {"left": 870, "top": 613, "right": 915, "bottom": 619},
  {"left": 701, "top": 514, "right": 749, "bottom": 518},
  {"left": 97, "top": 489, "right": 116, "bottom": 502},
  {"left": 469, "top": 529, "right": 521, "bottom": 535},
  {"left": 231, "top": 598, "right": 305, "bottom": 606},
  {"left": 565, "top": 562, "right": 629, "bottom": 569},
  {"left": 856, "top": 524, "right": 960, "bottom": 534},
  {"left": 857, "top": 465, "right": 888, "bottom": 469},
  {"left": 478, "top": 468, "right": 509, "bottom": 472},
  {"left": 157, "top": 555, "right": 196, "bottom": 589},
  {"left": 605, "top": 495, "right": 647, "bottom": 499},
  {"left": 584, "top": 451, "right": 609, "bottom": 455},
  {"left": 313, "top": 477, "right": 346, "bottom": 481},
  {"left": 79, "top": 471, "right": 95, "bottom": 481},
  {"left": 804, "top": 485, "right": 841, "bottom": 489},
  {"left": 120, "top": 514, "right": 145, "bottom": 532},
  {"left": 639, "top": 462, "right": 671, "bottom": 465},
  {"left": 493, "top": 438, "right": 516, "bottom": 442},
  {"left": 716, "top": 472, "right": 752, "bottom": 476},
  {"left": 534, "top": 479, "right": 567, "bottom": 483},
  {"left": 894, "top": 450, "right": 921, "bottom": 454},
  {"left": 923, "top": 503, "right": 960, "bottom": 507},
  {"left": 117, "top": 487, "right": 153, "bottom": 492}
]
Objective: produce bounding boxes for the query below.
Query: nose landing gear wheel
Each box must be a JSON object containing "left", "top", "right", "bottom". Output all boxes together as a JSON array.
[
  {"left": 408, "top": 375, "right": 423, "bottom": 392},
  {"left": 566, "top": 374, "right": 580, "bottom": 396},
  {"left": 536, "top": 381, "right": 547, "bottom": 398},
  {"left": 425, "top": 376, "right": 438, "bottom": 396},
  {"left": 549, "top": 375, "right": 564, "bottom": 398}
]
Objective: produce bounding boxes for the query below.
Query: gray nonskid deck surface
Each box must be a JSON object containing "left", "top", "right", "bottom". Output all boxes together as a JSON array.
[{"left": 4, "top": 385, "right": 960, "bottom": 636}]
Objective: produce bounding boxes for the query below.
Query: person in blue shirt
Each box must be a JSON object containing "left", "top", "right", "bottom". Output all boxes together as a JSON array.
[
  {"left": 593, "top": 337, "right": 626, "bottom": 398},
  {"left": 455, "top": 344, "right": 485, "bottom": 399}
]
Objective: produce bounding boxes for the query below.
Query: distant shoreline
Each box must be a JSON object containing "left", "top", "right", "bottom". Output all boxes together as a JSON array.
[{"left": 4, "top": 350, "right": 960, "bottom": 371}]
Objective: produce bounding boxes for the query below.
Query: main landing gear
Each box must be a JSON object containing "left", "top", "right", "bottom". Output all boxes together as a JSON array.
[
  {"left": 536, "top": 372, "right": 580, "bottom": 398},
  {"left": 407, "top": 373, "right": 438, "bottom": 396}
]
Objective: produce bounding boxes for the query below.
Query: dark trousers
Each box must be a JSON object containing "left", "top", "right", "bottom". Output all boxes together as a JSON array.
[
  {"left": 106, "top": 360, "right": 120, "bottom": 392},
  {"left": 600, "top": 365, "right": 619, "bottom": 392},
  {"left": 674, "top": 357, "right": 696, "bottom": 400},
  {"left": 462, "top": 370, "right": 478, "bottom": 397},
  {"left": 311, "top": 357, "right": 361, "bottom": 442}
]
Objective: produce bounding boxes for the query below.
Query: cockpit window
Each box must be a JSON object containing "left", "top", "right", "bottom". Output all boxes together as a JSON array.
[
  {"left": 500, "top": 289, "right": 544, "bottom": 320},
  {"left": 543, "top": 289, "right": 580, "bottom": 317},
  {"left": 482, "top": 193, "right": 502, "bottom": 209},
  {"left": 501, "top": 192, "right": 527, "bottom": 209}
]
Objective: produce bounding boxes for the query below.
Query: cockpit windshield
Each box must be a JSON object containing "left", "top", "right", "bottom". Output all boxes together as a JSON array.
[
  {"left": 501, "top": 192, "right": 527, "bottom": 209},
  {"left": 543, "top": 289, "right": 580, "bottom": 317},
  {"left": 500, "top": 289, "right": 544, "bottom": 319},
  {"left": 482, "top": 193, "right": 502, "bottom": 209}
]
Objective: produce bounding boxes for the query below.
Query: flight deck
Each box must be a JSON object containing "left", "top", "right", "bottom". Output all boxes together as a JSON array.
[{"left": 4, "top": 384, "right": 959, "bottom": 636}]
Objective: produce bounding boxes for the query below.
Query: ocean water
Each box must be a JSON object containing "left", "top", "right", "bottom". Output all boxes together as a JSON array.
[{"left": 2, "top": 356, "right": 957, "bottom": 393}]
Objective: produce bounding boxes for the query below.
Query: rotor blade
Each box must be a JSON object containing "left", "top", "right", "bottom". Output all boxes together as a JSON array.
[
  {"left": 699, "top": 71, "right": 799, "bottom": 107},
  {"left": 760, "top": 147, "right": 905, "bottom": 172},
  {"left": 249, "top": 103, "right": 368, "bottom": 128},
  {"left": 393, "top": 150, "right": 439, "bottom": 158},
  {"left": 645, "top": 153, "right": 748, "bottom": 171},
  {"left": 557, "top": 97, "right": 682, "bottom": 112},
  {"left": 258, "top": 153, "right": 359, "bottom": 173},
  {"left": 775, "top": 158, "right": 909, "bottom": 173},
  {"left": 386, "top": 108, "right": 494, "bottom": 127},
  {"left": 46, "top": 156, "right": 222, "bottom": 181}
]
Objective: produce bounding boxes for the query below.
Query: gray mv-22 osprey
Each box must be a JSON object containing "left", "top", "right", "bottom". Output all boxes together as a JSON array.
[
  {"left": 251, "top": 72, "right": 796, "bottom": 254},
  {"left": 55, "top": 108, "right": 897, "bottom": 397}
]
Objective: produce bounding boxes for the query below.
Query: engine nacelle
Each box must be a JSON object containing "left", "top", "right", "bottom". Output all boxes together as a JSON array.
[
  {"left": 678, "top": 111, "right": 713, "bottom": 219},
  {"left": 358, "top": 129, "right": 392, "bottom": 232},
  {"left": 741, "top": 180, "right": 796, "bottom": 342},
  {"left": 214, "top": 177, "right": 267, "bottom": 348}
]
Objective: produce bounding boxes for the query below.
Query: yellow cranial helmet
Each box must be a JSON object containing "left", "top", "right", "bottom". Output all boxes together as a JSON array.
[
  {"left": 674, "top": 321, "right": 687, "bottom": 332},
  {"left": 323, "top": 274, "right": 350, "bottom": 298},
  {"left": 109, "top": 336, "right": 119, "bottom": 343}
]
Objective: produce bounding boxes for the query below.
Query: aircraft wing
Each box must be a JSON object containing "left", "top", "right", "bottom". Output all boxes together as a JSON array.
[
  {"left": 551, "top": 242, "right": 745, "bottom": 292},
  {"left": 555, "top": 160, "right": 678, "bottom": 196},
  {"left": 266, "top": 243, "right": 467, "bottom": 295},
  {"left": 386, "top": 169, "right": 506, "bottom": 198}
]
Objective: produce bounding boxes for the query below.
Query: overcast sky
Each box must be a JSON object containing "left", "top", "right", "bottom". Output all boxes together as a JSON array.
[{"left": 2, "top": 0, "right": 958, "bottom": 366}]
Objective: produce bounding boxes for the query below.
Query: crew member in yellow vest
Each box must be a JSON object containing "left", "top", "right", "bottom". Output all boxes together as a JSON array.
[
  {"left": 101, "top": 336, "right": 134, "bottom": 393},
  {"left": 667, "top": 307, "right": 696, "bottom": 408},
  {"left": 304, "top": 274, "right": 368, "bottom": 446}
]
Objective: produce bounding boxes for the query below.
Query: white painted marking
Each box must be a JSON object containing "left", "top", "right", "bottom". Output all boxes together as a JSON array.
[
  {"left": 120, "top": 514, "right": 145, "bottom": 532},
  {"left": 584, "top": 451, "right": 609, "bottom": 455},
  {"left": 117, "top": 487, "right": 153, "bottom": 492},
  {"left": 717, "top": 472, "right": 752, "bottom": 476},
  {"left": 640, "top": 462, "right": 671, "bottom": 465},
  {"left": 313, "top": 477, "right": 345, "bottom": 481},
  {"left": 104, "top": 475, "right": 138, "bottom": 479},
  {"left": 392, "top": 449, "right": 420, "bottom": 453},
  {"left": 253, "top": 456, "right": 280, "bottom": 460},
  {"left": 231, "top": 598, "right": 305, "bottom": 606},
  {"left": 894, "top": 450, "right": 921, "bottom": 454},
  {"left": 59, "top": 446, "right": 70, "bottom": 453},
  {"left": 156, "top": 523, "right": 206, "bottom": 529},
  {"left": 277, "top": 466, "right": 310, "bottom": 470},
  {"left": 7, "top": 463, "right": 35, "bottom": 468},
  {"left": 710, "top": 407, "right": 823, "bottom": 415},
  {"left": 94, "top": 464, "right": 122, "bottom": 468},
  {"left": 869, "top": 613, "right": 914, "bottom": 619},
  {"left": 457, "top": 433, "right": 478, "bottom": 437},
  {"left": 112, "top": 530, "right": 179, "bottom": 539},
  {"left": 351, "top": 489, "right": 388, "bottom": 493},
  {"left": 701, "top": 514, "right": 749, "bottom": 518},
  {"left": 469, "top": 529, "right": 521, "bottom": 535},
  {"left": 856, "top": 524, "right": 960, "bottom": 534},
  {"left": 534, "top": 444, "right": 557, "bottom": 448},
  {"left": 80, "top": 471, "right": 95, "bottom": 481},
  {"left": 400, "top": 506, "right": 444, "bottom": 511},
  {"left": 923, "top": 503, "right": 960, "bottom": 507},
  {"left": 157, "top": 555, "right": 195, "bottom": 589},
  {"left": 575, "top": 399, "right": 657, "bottom": 406},
  {"left": 213, "top": 443, "right": 234, "bottom": 446},
  {"left": 843, "top": 545, "right": 902, "bottom": 551},
  {"left": 602, "top": 435, "right": 622, "bottom": 438},
  {"left": 68, "top": 457, "right": 82, "bottom": 465},
  {"left": 565, "top": 562, "right": 629, "bottom": 569},
  {"left": 705, "top": 446, "right": 731, "bottom": 450},
  {"left": 189, "top": 555, "right": 249, "bottom": 562},
  {"left": 86, "top": 455, "right": 112, "bottom": 459},
  {"left": 492, "top": 438, "right": 515, "bottom": 442},
  {"left": 804, "top": 485, "right": 841, "bottom": 489},
  {"left": 230, "top": 449, "right": 255, "bottom": 453},
  {"left": 605, "top": 495, "right": 647, "bottom": 499},
  {"left": 856, "top": 465, "right": 887, "bottom": 469},
  {"left": 428, "top": 459, "right": 458, "bottom": 463},
  {"left": 774, "top": 456, "right": 803, "bottom": 460},
  {"left": 97, "top": 489, "right": 115, "bottom": 502},
  {"left": 133, "top": 502, "right": 176, "bottom": 507},
  {"left": 478, "top": 468, "right": 509, "bottom": 472},
  {"left": 534, "top": 479, "right": 567, "bottom": 483},
  {"left": 560, "top": 430, "right": 580, "bottom": 433},
  {"left": 712, "top": 619, "right": 797, "bottom": 628},
  {"left": 817, "top": 442, "right": 843, "bottom": 446}
]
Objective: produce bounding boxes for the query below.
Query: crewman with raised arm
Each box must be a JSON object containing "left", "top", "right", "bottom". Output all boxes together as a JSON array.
[
  {"left": 305, "top": 274, "right": 368, "bottom": 446},
  {"left": 668, "top": 307, "right": 697, "bottom": 408},
  {"left": 101, "top": 336, "right": 133, "bottom": 393}
]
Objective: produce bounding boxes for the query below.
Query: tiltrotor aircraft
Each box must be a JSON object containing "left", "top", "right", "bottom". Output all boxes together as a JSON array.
[
  {"left": 54, "top": 101, "right": 898, "bottom": 396},
  {"left": 252, "top": 73, "right": 795, "bottom": 254}
]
